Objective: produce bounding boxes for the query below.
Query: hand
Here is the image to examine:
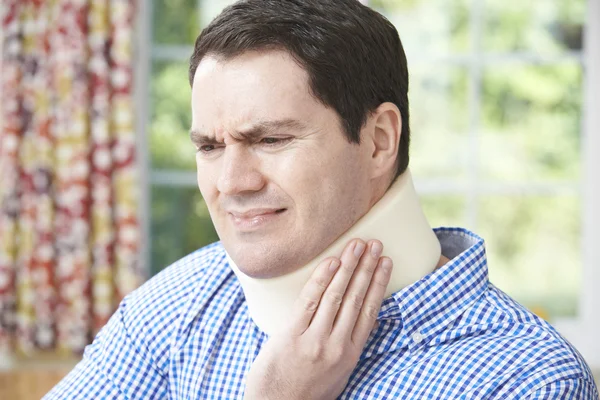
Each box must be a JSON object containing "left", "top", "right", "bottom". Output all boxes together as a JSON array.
[{"left": 244, "top": 239, "right": 393, "bottom": 400}]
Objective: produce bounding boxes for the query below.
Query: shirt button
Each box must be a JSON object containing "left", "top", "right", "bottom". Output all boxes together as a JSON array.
[{"left": 412, "top": 332, "right": 424, "bottom": 343}]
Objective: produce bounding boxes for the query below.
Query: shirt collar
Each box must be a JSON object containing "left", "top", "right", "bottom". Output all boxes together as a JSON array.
[{"left": 363, "top": 227, "right": 489, "bottom": 358}]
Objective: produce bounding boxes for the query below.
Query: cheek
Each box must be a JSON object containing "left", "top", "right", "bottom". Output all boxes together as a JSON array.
[
  {"left": 275, "top": 158, "right": 329, "bottom": 208},
  {"left": 196, "top": 168, "right": 218, "bottom": 207},
  {"left": 286, "top": 159, "right": 356, "bottom": 218},
  {"left": 283, "top": 142, "right": 360, "bottom": 191}
]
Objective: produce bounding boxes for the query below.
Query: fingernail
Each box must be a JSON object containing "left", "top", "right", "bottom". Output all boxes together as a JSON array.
[
  {"left": 381, "top": 258, "right": 392, "bottom": 272},
  {"left": 371, "top": 241, "right": 382, "bottom": 258},
  {"left": 329, "top": 259, "right": 340, "bottom": 272},
  {"left": 354, "top": 241, "right": 366, "bottom": 257}
]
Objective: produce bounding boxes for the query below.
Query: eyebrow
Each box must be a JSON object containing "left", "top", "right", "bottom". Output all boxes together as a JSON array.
[{"left": 189, "top": 118, "right": 308, "bottom": 144}]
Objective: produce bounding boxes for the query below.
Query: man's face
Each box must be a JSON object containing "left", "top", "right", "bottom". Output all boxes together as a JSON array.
[{"left": 191, "top": 50, "right": 374, "bottom": 278}]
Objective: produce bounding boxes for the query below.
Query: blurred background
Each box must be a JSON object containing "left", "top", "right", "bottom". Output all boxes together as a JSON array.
[{"left": 1, "top": 0, "right": 599, "bottom": 398}]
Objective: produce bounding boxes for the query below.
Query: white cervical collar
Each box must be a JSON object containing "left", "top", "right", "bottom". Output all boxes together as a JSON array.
[{"left": 226, "top": 170, "right": 441, "bottom": 335}]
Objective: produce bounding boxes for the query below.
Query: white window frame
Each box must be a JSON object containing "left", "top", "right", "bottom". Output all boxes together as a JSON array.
[
  {"left": 552, "top": 0, "right": 600, "bottom": 369},
  {"left": 135, "top": 0, "right": 600, "bottom": 370}
]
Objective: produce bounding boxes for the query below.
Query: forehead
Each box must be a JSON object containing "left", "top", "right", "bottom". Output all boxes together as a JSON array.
[{"left": 190, "top": 50, "right": 327, "bottom": 135}]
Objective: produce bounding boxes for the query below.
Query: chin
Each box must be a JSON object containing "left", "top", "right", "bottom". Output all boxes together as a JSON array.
[
  {"left": 228, "top": 242, "right": 306, "bottom": 279},
  {"left": 236, "top": 263, "right": 277, "bottom": 279},
  {"left": 234, "top": 256, "right": 285, "bottom": 279}
]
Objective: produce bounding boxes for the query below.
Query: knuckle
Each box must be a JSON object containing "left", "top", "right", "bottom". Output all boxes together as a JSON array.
[
  {"left": 349, "top": 293, "right": 364, "bottom": 309},
  {"left": 313, "top": 276, "right": 329, "bottom": 290},
  {"left": 305, "top": 343, "right": 326, "bottom": 361},
  {"left": 363, "top": 260, "right": 378, "bottom": 274},
  {"left": 363, "top": 304, "right": 380, "bottom": 320},
  {"left": 329, "top": 345, "right": 346, "bottom": 363},
  {"left": 341, "top": 261, "right": 356, "bottom": 273},
  {"left": 373, "top": 270, "right": 390, "bottom": 286},
  {"left": 326, "top": 291, "right": 344, "bottom": 306},
  {"left": 300, "top": 297, "right": 319, "bottom": 312},
  {"left": 373, "top": 276, "right": 388, "bottom": 288}
]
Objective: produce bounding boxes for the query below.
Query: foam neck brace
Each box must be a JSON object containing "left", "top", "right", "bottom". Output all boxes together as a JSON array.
[{"left": 226, "top": 170, "right": 441, "bottom": 335}]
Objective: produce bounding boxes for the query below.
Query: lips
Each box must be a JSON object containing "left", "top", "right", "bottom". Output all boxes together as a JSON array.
[
  {"left": 228, "top": 208, "right": 287, "bottom": 231},
  {"left": 229, "top": 208, "right": 286, "bottom": 218}
]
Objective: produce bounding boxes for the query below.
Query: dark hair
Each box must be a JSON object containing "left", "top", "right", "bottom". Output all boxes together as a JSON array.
[{"left": 189, "top": 0, "right": 410, "bottom": 180}]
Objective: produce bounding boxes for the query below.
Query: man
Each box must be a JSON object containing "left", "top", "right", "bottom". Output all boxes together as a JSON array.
[{"left": 45, "top": 0, "right": 598, "bottom": 399}]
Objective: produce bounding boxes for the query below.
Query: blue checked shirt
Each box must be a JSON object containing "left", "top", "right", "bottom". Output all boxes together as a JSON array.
[{"left": 45, "top": 228, "right": 599, "bottom": 399}]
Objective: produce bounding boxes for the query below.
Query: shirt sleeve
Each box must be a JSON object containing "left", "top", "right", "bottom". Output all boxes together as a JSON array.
[
  {"left": 527, "top": 378, "right": 600, "bottom": 400},
  {"left": 42, "top": 297, "right": 169, "bottom": 400}
]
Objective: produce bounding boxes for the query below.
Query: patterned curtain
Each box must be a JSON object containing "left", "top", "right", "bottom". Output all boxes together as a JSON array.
[{"left": 0, "top": 0, "right": 141, "bottom": 357}]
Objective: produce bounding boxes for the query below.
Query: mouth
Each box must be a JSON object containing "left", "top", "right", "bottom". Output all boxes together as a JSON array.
[{"left": 229, "top": 208, "right": 287, "bottom": 231}]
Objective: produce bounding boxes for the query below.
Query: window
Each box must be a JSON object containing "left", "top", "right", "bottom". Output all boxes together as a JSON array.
[
  {"left": 373, "top": 0, "right": 586, "bottom": 320},
  {"left": 137, "top": 0, "right": 599, "bottom": 368}
]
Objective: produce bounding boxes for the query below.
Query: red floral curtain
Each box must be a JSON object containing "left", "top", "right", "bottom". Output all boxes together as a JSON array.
[{"left": 0, "top": 0, "right": 141, "bottom": 357}]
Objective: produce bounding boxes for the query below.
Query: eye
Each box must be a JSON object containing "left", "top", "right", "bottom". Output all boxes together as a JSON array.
[
  {"left": 260, "top": 137, "right": 291, "bottom": 146},
  {"left": 197, "top": 144, "right": 217, "bottom": 153}
]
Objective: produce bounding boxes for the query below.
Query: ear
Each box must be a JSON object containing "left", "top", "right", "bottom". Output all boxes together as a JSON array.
[{"left": 364, "top": 102, "right": 401, "bottom": 180}]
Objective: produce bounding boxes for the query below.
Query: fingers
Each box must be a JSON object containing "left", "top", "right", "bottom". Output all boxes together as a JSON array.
[
  {"left": 351, "top": 257, "right": 393, "bottom": 345},
  {"left": 289, "top": 256, "right": 341, "bottom": 335},
  {"left": 331, "top": 240, "right": 383, "bottom": 339},
  {"left": 308, "top": 239, "right": 366, "bottom": 335}
]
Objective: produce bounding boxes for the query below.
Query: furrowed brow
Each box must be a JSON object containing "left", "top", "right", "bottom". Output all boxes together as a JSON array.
[
  {"left": 190, "top": 118, "right": 307, "bottom": 144},
  {"left": 189, "top": 129, "right": 218, "bottom": 145},
  {"left": 251, "top": 119, "right": 307, "bottom": 134},
  {"left": 238, "top": 118, "right": 309, "bottom": 140}
]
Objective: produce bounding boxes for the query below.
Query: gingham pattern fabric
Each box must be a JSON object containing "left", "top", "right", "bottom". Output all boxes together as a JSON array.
[{"left": 44, "top": 228, "right": 599, "bottom": 399}]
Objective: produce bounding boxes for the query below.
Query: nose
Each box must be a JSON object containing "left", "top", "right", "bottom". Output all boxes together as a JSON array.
[{"left": 216, "top": 145, "right": 266, "bottom": 195}]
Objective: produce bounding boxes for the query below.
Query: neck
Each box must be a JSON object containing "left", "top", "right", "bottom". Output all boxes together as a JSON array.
[{"left": 227, "top": 169, "right": 441, "bottom": 335}]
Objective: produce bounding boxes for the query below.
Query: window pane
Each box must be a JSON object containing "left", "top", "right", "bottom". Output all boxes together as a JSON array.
[
  {"left": 151, "top": 185, "right": 219, "bottom": 274},
  {"left": 480, "top": 63, "right": 582, "bottom": 182},
  {"left": 420, "top": 195, "right": 466, "bottom": 228},
  {"left": 371, "top": 0, "right": 470, "bottom": 55},
  {"left": 410, "top": 65, "right": 469, "bottom": 179},
  {"left": 483, "top": 0, "right": 585, "bottom": 54},
  {"left": 199, "top": 0, "right": 238, "bottom": 29},
  {"left": 479, "top": 195, "right": 581, "bottom": 318},
  {"left": 150, "top": 61, "right": 196, "bottom": 170},
  {"left": 153, "top": 0, "right": 200, "bottom": 45}
]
